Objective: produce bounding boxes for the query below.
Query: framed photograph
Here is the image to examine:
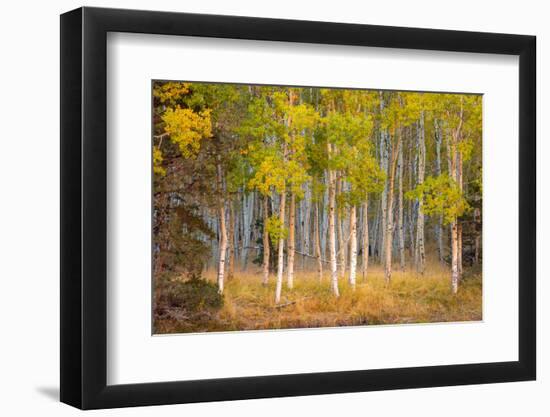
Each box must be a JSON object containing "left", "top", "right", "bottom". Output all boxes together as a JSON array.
[{"left": 60, "top": 6, "right": 536, "bottom": 409}]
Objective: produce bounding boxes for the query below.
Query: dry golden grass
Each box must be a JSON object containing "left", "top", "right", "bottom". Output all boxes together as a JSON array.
[{"left": 155, "top": 261, "right": 482, "bottom": 334}]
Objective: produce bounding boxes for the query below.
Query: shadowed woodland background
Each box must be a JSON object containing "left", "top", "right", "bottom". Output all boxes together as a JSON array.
[{"left": 152, "top": 81, "right": 482, "bottom": 334}]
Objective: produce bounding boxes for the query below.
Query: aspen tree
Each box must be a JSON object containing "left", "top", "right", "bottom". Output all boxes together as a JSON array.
[
  {"left": 216, "top": 160, "right": 228, "bottom": 293},
  {"left": 434, "top": 119, "right": 445, "bottom": 262},
  {"left": 415, "top": 111, "right": 426, "bottom": 274},
  {"left": 361, "top": 201, "right": 369, "bottom": 280},
  {"left": 321, "top": 90, "right": 383, "bottom": 290},
  {"left": 262, "top": 196, "right": 270, "bottom": 285},
  {"left": 397, "top": 140, "right": 405, "bottom": 271}
]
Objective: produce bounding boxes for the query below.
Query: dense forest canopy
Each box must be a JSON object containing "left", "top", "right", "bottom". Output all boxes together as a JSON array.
[{"left": 152, "top": 81, "right": 482, "bottom": 333}]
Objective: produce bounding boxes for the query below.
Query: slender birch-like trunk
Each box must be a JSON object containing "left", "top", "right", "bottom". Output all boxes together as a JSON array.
[
  {"left": 276, "top": 92, "right": 295, "bottom": 303},
  {"left": 448, "top": 100, "right": 463, "bottom": 294},
  {"left": 262, "top": 195, "right": 270, "bottom": 286},
  {"left": 457, "top": 151, "right": 464, "bottom": 279},
  {"left": 415, "top": 113, "right": 426, "bottom": 274},
  {"left": 448, "top": 139, "right": 459, "bottom": 294},
  {"left": 287, "top": 191, "right": 296, "bottom": 289},
  {"left": 361, "top": 201, "right": 369, "bottom": 280},
  {"left": 434, "top": 119, "right": 444, "bottom": 262},
  {"left": 274, "top": 187, "right": 286, "bottom": 304},
  {"left": 397, "top": 143, "right": 405, "bottom": 271},
  {"left": 227, "top": 201, "right": 235, "bottom": 280},
  {"left": 458, "top": 223, "right": 463, "bottom": 277},
  {"left": 241, "top": 192, "right": 252, "bottom": 269},
  {"left": 380, "top": 131, "right": 388, "bottom": 263},
  {"left": 327, "top": 146, "right": 340, "bottom": 297},
  {"left": 337, "top": 178, "right": 347, "bottom": 279},
  {"left": 321, "top": 185, "right": 328, "bottom": 258},
  {"left": 379, "top": 93, "right": 388, "bottom": 263},
  {"left": 216, "top": 162, "right": 227, "bottom": 294},
  {"left": 314, "top": 202, "right": 323, "bottom": 281},
  {"left": 349, "top": 205, "right": 357, "bottom": 289},
  {"left": 384, "top": 133, "right": 401, "bottom": 285},
  {"left": 407, "top": 137, "right": 416, "bottom": 258},
  {"left": 451, "top": 221, "right": 459, "bottom": 294},
  {"left": 371, "top": 201, "right": 380, "bottom": 258},
  {"left": 302, "top": 187, "right": 311, "bottom": 268}
]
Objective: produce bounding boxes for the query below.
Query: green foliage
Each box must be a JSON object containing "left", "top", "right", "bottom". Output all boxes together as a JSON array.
[
  {"left": 251, "top": 218, "right": 276, "bottom": 270},
  {"left": 247, "top": 144, "right": 287, "bottom": 195},
  {"left": 265, "top": 215, "right": 288, "bottom": 246},
  {"left": 406, "top": 174, "right": 470, "bottom": 224},
  {"left": 240, "top": 89, "right": 316, "bottom": 198},
  {"left": 346, "top": 142, "right": 386, "bottom": 205},
  {"left": 458, "top": 137, "right": 475, "bottom": 162},
  {"left": 309, "top": 176, "right": 326, "bottom": 203},
  {"left": 321, "top": 112, "right": 373, "bottom": 169},
  {"left": 316, "top": 90, "right": 385, "bottom": 206}
]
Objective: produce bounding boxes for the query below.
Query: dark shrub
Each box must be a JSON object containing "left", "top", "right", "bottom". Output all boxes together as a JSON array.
[{"left": 159, "top": 275, "right": 223, "bottom": 312}]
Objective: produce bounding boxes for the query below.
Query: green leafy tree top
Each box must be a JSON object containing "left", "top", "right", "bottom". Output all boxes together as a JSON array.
[{"left": 406, "top": 174, "right": 470, "bottom": 224}]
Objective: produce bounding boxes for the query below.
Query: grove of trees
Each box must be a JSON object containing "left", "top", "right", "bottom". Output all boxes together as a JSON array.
[{"left": 153, "top": 81, "right": 482, "bottom": 310}]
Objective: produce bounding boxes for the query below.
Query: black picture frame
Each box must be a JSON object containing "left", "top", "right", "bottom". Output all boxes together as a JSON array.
[{"left": 60, "top": 6, "right": 536, "bottom": 410}]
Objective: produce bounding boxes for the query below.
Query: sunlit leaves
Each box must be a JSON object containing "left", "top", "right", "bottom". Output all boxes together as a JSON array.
[
  {"left": 153, "top": 147, "right": 166, "bottom": 176},
  {"left": 162, "top": 107, "right": 212, "bottom": 158},
  {"left": 317, "top": 90, "right": 383, "bottom": 206},
  {"left": 153, "top": 81, "right": 191, "bottom": 105},
  {"left": 153, "top": 81, "right": 482, "bottom": 230},
  {"left": 247, "top": 148, "right": 287, "bottom": 195},
  {"left": 406, "top": 174, "right": 470, "bottom": 224},
  {"left": 241, "top": 89, "right": 316, "bottom": 198},
  {"left": 346, "top": 142, "right": 386, "bottom": 205},
  {"left": 265, "top": 215, "right": 288, "bottom": 245}
]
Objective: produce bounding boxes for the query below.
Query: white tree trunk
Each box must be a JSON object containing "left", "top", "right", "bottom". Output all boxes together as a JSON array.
[
  {"left": 349, "top": 205, "right": 357, "bottom": 290},
  {"left": 241, "top": 192, "right": 254, "bottom": 269},
  {"left": 327, "top": 157, "right": 340, "bottom": 296},
  {"left": 321, "top": 182, "right": 328, "bottom": 257},
  {"left": 397, "top": 143, "right": 405, "bottom": 271},
  {"left": 380, "top": 131, "right": 388, "bottom": 263},
  {"left": 361, "top": 201, "right": 369, "bottom": 281},
  {"left": 216, "top": 163, "right": 227, "bottom": 294},
  {"left": 227, "top": 202, "right": 235, "bottom": 280},
  {"left": 451, "top": 221, "right": 459, "bottom": 294},
  {"left": 302, "top": 186, "right": 311, "bottom": 268},
  {"left": 274, "top": 189, "right": 286, "bottom": 304},
  {"left": 448, "top": 100, "right": 463, "bottom": 293},
  {"left": 407, "top": 139, "right": 416, "bottom": 259},
  {"left": 379, "top": 93, "right": 388, "bottom": 263},
  {"left": 314, "top": 202, "right": 323, "bottom": 282},
  {"left": 435, "top": 119, "right": 445, "bottom": 262},
  {"left": 337, "top": 178, "right": 347, "bottom": 279},
  {"left": 458, "top": 223, "right": 463, "bottom": 277},
  {"left": 384, "top": 135, "right": 401, "bottom": 285},
  {"left": 262, "top": 195, "right": 270, "bottom": 286},
  {"left": 415, "top": 113, "right": 426, "bottom": 274},
  {"left": 287, "top": 191, "right": 296, "bottom": 289},
  {"left": 457, "top": 151, "right": 464, "bottom": 279}
]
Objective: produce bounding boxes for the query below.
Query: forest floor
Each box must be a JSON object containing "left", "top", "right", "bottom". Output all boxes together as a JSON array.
[{"left": 154, "top": 261, "right": 482, "bottom": 334}]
